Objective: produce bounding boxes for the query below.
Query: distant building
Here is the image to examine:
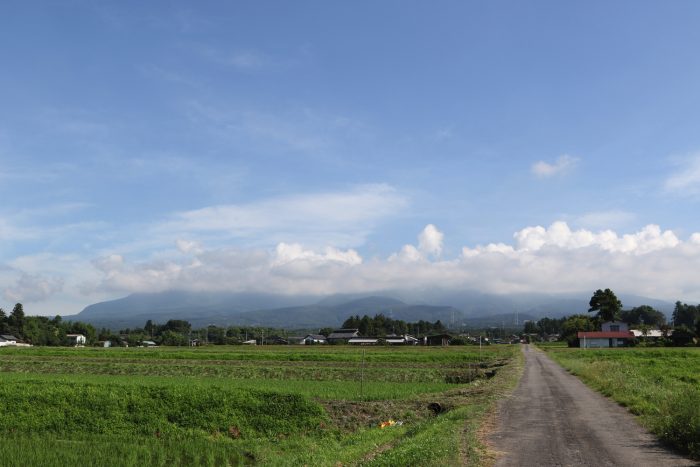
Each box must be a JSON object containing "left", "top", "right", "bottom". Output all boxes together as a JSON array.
[
  {"left": 327, "top": 328, "right": 360, "bottom": 344},
  {"left": 267, "top": 336, "right": 289, "bottom": 345},
  {"left": 141, "top": 340, "right": 158, "bottom": 347},
  {"left": 426, "top": 334, "right": 452, "bottom": 346},
  {"left": 348, "top": 337, "right": 379, "bottom": 345},
  {"left": 302, "top": 334, "right": 327, "bottom": 345},
  {"left": 385, "top": 334, "right": 419, "bottom": 345},
  {"left": 578, "top": 321, "right": 633, "bottom": 348},
  {"left": 601, "top": 321, "right": 629, "bottom": 333},
  {"left": 630, "top": 329, "right": 669, "bottom": 339},
  {"left": 66, "top": 334, "right": 87, "bottom": 346}
]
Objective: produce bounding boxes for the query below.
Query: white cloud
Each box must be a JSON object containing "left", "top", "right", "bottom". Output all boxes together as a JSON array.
[
  {"left": 273, "top": 243, "right": 362, "bottom": 266},
  {"left": 531, "top": 154, "right": 579, "bottom": 178},
  {"left": 511, "top": 221, "right": 678, "bottom": 254},
  {"left": 176, "top": 239, "right": 203, "bottom": 255},
  {"left": 83, "top": 221, "right": 700, "bottom": 303},
  {"left": 3, "top": 273, "right": 64, "bottom": 303},
  {"left": 158, "top": 184, "right": 407, "bottom": 248},
  {"left": 390, "top": 244, "right": 424, "bottom": 263},
  {"left": 664, "top": 153, "right": 700, "bottom": 194},
  {"left": 418, "top": 224, "right": 444, "bottom": 256}
]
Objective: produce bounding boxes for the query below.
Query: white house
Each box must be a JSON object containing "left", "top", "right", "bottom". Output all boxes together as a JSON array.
[
  {"left": 66, "top": 334, "right": 87, "bottom": 346},
  {"left": 302, "top": 334, "right": 327, "bottom": 345}
]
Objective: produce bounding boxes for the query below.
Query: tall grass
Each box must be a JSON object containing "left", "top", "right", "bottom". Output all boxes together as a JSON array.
[
  {"left": 0, "top": 380, "right": 325, "bottom": 439},
  {"left": 543, "top": 347, "right": 700, "bottom": 458}
]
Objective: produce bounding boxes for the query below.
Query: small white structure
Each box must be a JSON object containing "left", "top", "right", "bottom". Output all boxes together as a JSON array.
[
  {"left": 630, "top": 329, "right": 668, "bottom": 338},
  {"left": 242, "top": 339, "right": 257, "bottom": 345},
  {"left": 66, "top": 334, "right": 87, "bottom": 346},
  {"left": 303, "top": 334, "right": 327, "bottom": 345},
  {"left": 141, "top": 340, "right": 157, "bottom": 347},
  {"left": 385, "top": 334, "right": 420, "bottom": 345},
  {"left": 348, "top": 337, "right": 379, "bottom": 345},
  {"left": 0, "top": 335, "right": 18, "bottom": 347}
]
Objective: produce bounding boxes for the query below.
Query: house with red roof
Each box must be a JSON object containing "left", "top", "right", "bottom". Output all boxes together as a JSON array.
[{"left": 577, "top": 321, "right": 634, "bottom": 348}]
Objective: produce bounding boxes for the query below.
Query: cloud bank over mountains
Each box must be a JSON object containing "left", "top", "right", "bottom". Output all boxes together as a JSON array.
[{"left": 78, "top": 221, "right": 700, "bottom": 304}]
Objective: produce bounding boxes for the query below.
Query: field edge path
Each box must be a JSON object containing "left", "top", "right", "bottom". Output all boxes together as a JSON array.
[{"left": 487, "top": 344, "right": 698, "bottom": 467}]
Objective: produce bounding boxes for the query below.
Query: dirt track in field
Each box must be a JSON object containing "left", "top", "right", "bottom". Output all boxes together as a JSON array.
[{"left": 488, "top": 345, "right": 698, "bottom": 467}]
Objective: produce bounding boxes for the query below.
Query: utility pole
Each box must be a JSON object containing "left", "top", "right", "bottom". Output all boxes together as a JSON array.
[{"left": 360, "top": 348, "right": 365, "bottom": 400}]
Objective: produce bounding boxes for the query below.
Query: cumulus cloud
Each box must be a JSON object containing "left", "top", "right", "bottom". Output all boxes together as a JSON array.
[
  {"left": 511, "top": 221, "right": 678, "bottom": 254},
  {"left": 418, "top": 224, "right": 444, "bottom": 256},
  {"left": 273, "top": 243, "right": 362, "bottom": 266},
  {"left": 531, "top": 154, "right": 579, "bottom": 178},
  {"left": 4, "top": 273, "right": 64, "bottom": 302},
  {"left": 85, "top": 221, "right": 700, "bottom": 302}
]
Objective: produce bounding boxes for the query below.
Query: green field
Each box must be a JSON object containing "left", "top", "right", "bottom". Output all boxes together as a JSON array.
[
  {"left": 0, "top": 344, "right": 521, "bottom": 466},
  {"left": 540, "top": 346, "right": 700, "bottom": 459}
]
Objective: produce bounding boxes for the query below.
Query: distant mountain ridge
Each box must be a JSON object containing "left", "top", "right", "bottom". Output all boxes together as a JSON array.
[{"left": 63, "top": 290, "right": 676, "bottom": 331}]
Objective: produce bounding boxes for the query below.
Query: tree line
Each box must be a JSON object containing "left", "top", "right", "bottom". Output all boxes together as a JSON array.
[
  {"left": 0, "top": 304, "right": 98, "bottom": 346},
  {"left": 340, "top": 314, "right": 447, "bottom": 337},
  {"left": 0, "top": 303, "right": 292, "bottom": 347},
  {"left": 523, "top": 289, "right": 700, "bottom": 346}
]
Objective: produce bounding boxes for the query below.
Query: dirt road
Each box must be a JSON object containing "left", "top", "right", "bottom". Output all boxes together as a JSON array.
[{"left": 488, "top": 345, "right": 698, "bottom": 467}]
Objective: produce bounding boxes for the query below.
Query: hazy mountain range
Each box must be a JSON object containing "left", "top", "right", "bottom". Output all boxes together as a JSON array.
[{"left": 63, "top": 290, "right": 676, "bottom": 331}]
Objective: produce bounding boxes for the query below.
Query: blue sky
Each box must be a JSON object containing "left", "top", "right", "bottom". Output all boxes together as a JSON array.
[{"left": 2, "top": 1, "right": 700, "bottom": 315}]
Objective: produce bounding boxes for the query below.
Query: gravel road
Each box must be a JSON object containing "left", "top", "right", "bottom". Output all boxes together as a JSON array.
[{"left": 488, "top": 345, "right": 698, "bottom": 467}]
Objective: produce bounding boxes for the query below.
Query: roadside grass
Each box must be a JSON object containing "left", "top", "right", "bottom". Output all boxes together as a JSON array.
[
  {"left": 0, "top": 344, "right": 520, "bottom": 465},
  {"left": 540, "top": 346, "right": 700, "bottom": 459}
]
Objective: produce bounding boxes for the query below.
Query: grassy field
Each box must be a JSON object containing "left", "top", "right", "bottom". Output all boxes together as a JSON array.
[
  {"left": 0, "top": 344, "right": 522, "bottom": 466},
  {"left": 540, "top": 345, "right": 700, "bottom": 459}
]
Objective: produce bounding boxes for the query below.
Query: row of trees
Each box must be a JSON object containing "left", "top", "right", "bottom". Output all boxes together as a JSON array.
[
  {"left": 0, "top": 303, "right": 98, "bottom": 346},
  {"left": 524, "top": 289, "right": 700, "bottom": 346},
  {"left": 340, "top": 314, "right": 447, "bottom": 337},
  {"left": 110, "top": 320, "right": 291, "bottom": 346}
]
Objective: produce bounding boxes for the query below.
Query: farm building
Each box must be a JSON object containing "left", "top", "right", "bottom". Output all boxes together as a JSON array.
[
  {"left": 578, "top": 322, "right": 633, "bottom": 348},
  {"left": 577, "top": 331, "right": 633, "bottom": 348},
  {"left": 327, "top": 328, "right": 360, "bottom": 344},
  {"left": 630, "top": 329, "right": 669, "bottom": 339},
  {"left": 385, "top": 334, "right": 420, "bottom": 345},
  {"left": 348, "top": 337, "right": 378, "bottom": 345},
  {"left": 425, "top": 334, "right": 452, "bottom": 346},
  {"left": 66, "top": 334, "right": 87, "bottom": 346},
  {"left": 141, "top": 340, "right": 158, "bottom": 347},
  {"left": 302, "top": 334, "right": 327, "bottom": 344}
]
